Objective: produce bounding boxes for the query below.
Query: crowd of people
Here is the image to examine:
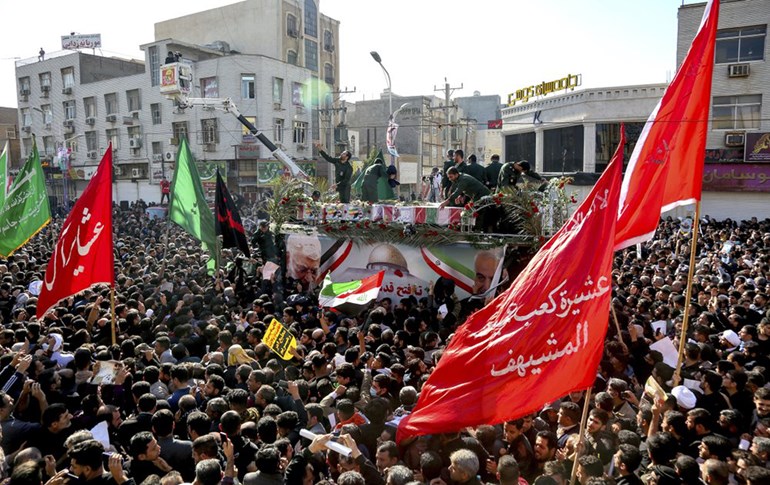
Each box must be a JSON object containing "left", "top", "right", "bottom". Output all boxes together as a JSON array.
[{"left": 0, "top": 200, "right": 770, "bottom": 485}]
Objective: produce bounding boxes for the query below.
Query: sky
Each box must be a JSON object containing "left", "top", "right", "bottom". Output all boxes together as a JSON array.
[{"left": 0, "top": 0, "right": 702, "bottom": 110}]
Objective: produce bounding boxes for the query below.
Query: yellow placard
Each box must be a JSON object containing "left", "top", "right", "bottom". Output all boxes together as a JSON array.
[{"left": 263, "top": 318, "right": 297, "bottom": 360}]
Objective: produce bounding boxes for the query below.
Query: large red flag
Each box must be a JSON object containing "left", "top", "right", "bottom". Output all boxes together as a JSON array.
[
  {"left": 37, "top": 146, "right": 114, "bottom": 319},
  {"left": 397, "top": 131, "right": 626, "bottom": 442},
  {"left": 614, "top": 0, "right": 719, "bottom": 250}
]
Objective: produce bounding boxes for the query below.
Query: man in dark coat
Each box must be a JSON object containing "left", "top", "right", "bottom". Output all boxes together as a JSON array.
[
  {"left": 362, "top": 158, "right": 387, "bottom": 203},
  {"left": 485, "top": 154, "right": 503, "bottom": 191},
  {"left": 317, "top": 144, "right": 353, "bottom": 203}
]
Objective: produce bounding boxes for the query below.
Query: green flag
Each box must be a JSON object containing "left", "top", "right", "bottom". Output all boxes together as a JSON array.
[
  {"left": 0, "top": 140, "right": 51, "bottom": 257},
  {"left": 0, "top": 141, "right": 9, "bottom": 208},
  {"left": 168, "top": 137, "right": 219, "bottom": 273}
]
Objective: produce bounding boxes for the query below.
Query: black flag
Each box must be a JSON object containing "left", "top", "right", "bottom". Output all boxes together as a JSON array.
[{"left": 215, "top": 169, "right": 251, "bottom": 257}]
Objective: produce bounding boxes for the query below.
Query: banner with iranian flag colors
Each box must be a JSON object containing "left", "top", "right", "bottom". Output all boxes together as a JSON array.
[{"left": 286, "top": 234, "right": 505, "bottom": 300}]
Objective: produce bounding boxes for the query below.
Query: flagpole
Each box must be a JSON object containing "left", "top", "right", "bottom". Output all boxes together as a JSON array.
[
  {"left": 610, "top": 302, "right": 623, "bottom": 342},
  {"left": 568, "top": 387, "right": 593, "bottom": 485},
  {"left": 110, "top": 286, "right": 117, "bottom": 346},
  {"left": 672, "top": 202, "right": 701, "bottom": 387}
]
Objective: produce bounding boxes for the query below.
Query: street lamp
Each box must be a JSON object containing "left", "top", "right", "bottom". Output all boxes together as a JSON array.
[{"left": 370, "top": 51, "right": 392, "bottom": 116}]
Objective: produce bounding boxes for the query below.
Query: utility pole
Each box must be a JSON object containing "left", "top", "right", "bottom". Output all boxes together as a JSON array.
[
  {"left": 324, "top": 87, "right": 356, "bottom": 152},
  {"left": 434, "top": 78, "right": 462, "bottom": 155}
]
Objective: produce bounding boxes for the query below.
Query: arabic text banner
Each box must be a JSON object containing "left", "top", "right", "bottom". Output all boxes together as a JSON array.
[{"left": 701, "top": 163, "right": 770, "bottom": 192}]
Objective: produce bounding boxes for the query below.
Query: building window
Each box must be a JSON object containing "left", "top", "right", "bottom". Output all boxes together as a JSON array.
[
  {"left": 61, "top": 67, "right": 75, "bottom": 88},
  {"left": 202, "top": 119, "right": 219, "bottom": 144},
  {"left": 172, "top": 121, "right": 188, "bottom": 143},
  {"left": 151, "top": 103, "right": 162, "bottom": 125},
  {"left": 105, "top": 93, "right": 118, "bottom": 114},
  {"left": 127, "top": 89, "right": 141, "bottom": 112},
  {"left": 274, "top": 118, "right": 284, "bottom": 143},
  {"left": 287, "top": 14, "right": 298, "bottom": 37},
  {"left": 715, "top": 26, "right": 766, "bottom": 63},
  {"left": 304, "top": 0, "right": 317, "bottom": 37},
  {"left": 106, "top": 128, "right": 119, "bottom": 149},
  {"left": 543, "top": 125, "right": 584, "bottom": 173},
  {"left": 241, "top": 116, "right": 256, "bottom": 140},
  {"left": 149, "top": 46, "right": 160, "bottom": 87},
  {"left": 712, "top": 94, "right": 762, "bottom": 130},
  {"left": 323, "top": 30, "right": 334, "bottom": 52},
  {"left": 20, "top": 108, "right": 31, "bottom": 127},
  {"left": 287, "top": 50, "right": 298, "bottom": 66},
  {"left": 41, "top": 104, "right": 52, "bottom": 125},
  {"left": 201, "top": 77, "right": 218, "bottom": 98},
  {"left": 273, "top": 77, "right": 284, "bottom": 105},
  {"left": 84, "top": 97, "right": 96, "bottom": 117},
  {"left": 128, "top": 126, "right": 141, "bottom": 140},
  {"left": 594, "top": 123, "right": 645, "bottom": 172},
  {"left": 42, "top": 136, "right": 55, "bottom": 157},
  {"left": 39, "top": 72, "right": 51, "bottom": 89},
  {"left": 63, "top": 100, "right": 76, "bottom": 120},
  {"left": 324, "top": 63, "right": 334, "bottom": 85},
  {"left": 293, "top": 121, "right": 307, "bottom": 144},
  {"left": 292, "top": 82, "right": 305, "bottom": 106},
  {"left": 6, "top": 127, "right": 16, "bottom": 139},
  {"left": 19, "top": 77, "right": 30, "bottom": 94},
  {"left": 152, "top": 141, "right": 162, "bottom": 159},
  {"left": 85, "top": 131, "right": 98, "bottom": 151},
  {"left": 304, "top": 39, "right": 318, "bottom": 72},
  {"left": 241, "top": 74, "right": 255, "bottom": 99}
]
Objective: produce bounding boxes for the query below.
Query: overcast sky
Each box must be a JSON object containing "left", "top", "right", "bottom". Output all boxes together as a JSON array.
[{"left": 0, "top": 0, "right": 697, "bottom": 110}]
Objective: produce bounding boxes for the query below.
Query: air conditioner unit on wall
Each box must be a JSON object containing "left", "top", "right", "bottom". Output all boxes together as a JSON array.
[
  {"left": 106, "top": 114, "right": 117, "bottom": 122},
  {"left": 62, "top": 87, "right": 72, "bottom": 95},
  {"left": 63, "top": 119, "right": 74, "bottom": 127},
  {"left": 129, "top": 138, "right": 142, "bottom": 149},
  {"left": 728, "top": 63, "right": 750, "bottom": 78},
  {"left": 152, "top": 154, "right": 163, "bottom": 162},
  {"left": 131, "top": 168, "right": 142, "bottom": 178},
  {"left": 87, "top": 150, "right": 97, "bottom": 159},
  {"left": 85, "top": 117, "right": 95, "bottom": 125},
  {"left": 725, "top": 132, "right": 745, "bottom": 147},
  {"left": 22, "top": 126, "right": 31, "bottom": 133},
  {"left": 115, "top": 166, "right": 123, "bottom": 176},
  {"left": 164, "top": 151, "right": 174, "bottom": 161}
]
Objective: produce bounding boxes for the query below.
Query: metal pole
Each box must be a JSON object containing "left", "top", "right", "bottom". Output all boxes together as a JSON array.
[
  {"left": 110, "top": 286, "right": 117, "bottom": 345},
  {"left": 568, "top": 388, "right": 593, "bottom": 485},
  {"left": 672, "top": 202, "right": 701, "bottom": 387}
]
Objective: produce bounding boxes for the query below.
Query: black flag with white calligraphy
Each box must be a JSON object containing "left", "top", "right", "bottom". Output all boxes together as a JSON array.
[{"left": 215, "top": 169, "right": 251, "bottom": 257}]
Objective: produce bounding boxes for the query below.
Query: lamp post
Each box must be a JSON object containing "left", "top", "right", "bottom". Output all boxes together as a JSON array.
[{"left": 370, "top": 51, "right": 392, "bottom": 118}]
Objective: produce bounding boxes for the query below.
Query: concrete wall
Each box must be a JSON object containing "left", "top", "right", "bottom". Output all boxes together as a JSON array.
[{"left": 155, "top": 0, "right": 282, "bottom": 59}]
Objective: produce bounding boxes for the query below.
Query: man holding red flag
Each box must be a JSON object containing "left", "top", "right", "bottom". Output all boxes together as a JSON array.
[
  {"left": 614, "top": 0, "right": 719, "bottom": 250},
  {"left": 37, "top": 144, "right": 114, "bottom": 320},
  {"left": 397, "top": 130, "right": 627, "bottom": 443}
]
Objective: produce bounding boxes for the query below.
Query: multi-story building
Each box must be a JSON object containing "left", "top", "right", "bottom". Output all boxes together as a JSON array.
[
  {"left": 0, "top": 107, "right": 21, "bottom": 171},
  {"left": 14, "top": 0, "right": 340, "bottom": 205}
]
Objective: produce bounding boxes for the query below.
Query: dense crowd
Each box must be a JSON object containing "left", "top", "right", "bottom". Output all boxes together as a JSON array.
[{"left": 1, "top": 202, "right": 770, "bottom": 485}]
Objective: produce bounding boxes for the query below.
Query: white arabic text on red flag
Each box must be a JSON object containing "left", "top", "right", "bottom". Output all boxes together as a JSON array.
[
  {"left": 397, "top": 130, "right": 627, "bottom": 442},
  {"left": 36, "top": 145, "right": 114, "bottom": 319}
]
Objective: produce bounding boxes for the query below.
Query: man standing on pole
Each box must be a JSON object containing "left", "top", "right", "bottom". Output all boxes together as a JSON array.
[{"left": 315, "top": 143, "right": 353, "bottom": 203}]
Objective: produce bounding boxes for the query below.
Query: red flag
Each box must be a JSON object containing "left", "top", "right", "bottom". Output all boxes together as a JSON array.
[
  {"left": 397, "top": 132, "right": 626, "bottom": 443},
  {"left": 37, "top": 145, "right": 114, "bottom": 319},
  {"left": 614, "top": 0, "right": 719, "bottom": 250}
]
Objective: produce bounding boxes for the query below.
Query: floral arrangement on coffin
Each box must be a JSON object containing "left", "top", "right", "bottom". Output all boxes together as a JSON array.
[
  {"left": 311, "top": 218, "right": 534, "bottom": 249},
  {"left": 461, "top": 177, "right": 578, "bottom": 240},
  {"left": 265, "top": 177, "right": 315, "bottom": 232}
]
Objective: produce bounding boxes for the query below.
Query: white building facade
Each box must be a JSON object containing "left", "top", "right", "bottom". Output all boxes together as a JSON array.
[{"left": 14, "top": 0, "right": 340, "bottom": 206}]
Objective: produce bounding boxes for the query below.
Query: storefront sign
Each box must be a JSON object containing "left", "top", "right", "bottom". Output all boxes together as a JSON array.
[
  {"left": 705, "top": 148, "right": 744, "bottom": 163},
  {"left": 61, "top": 34, "right": 102, "bottom": 50},
  {"left": 507, "top": 74, "right": 581, "bottom": 106},
  {"left": 702, "top": 163, "right": 770, "bottom": 192},
  {"left": 745, "top": 133, "right": 770, "bottom": 162}
]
